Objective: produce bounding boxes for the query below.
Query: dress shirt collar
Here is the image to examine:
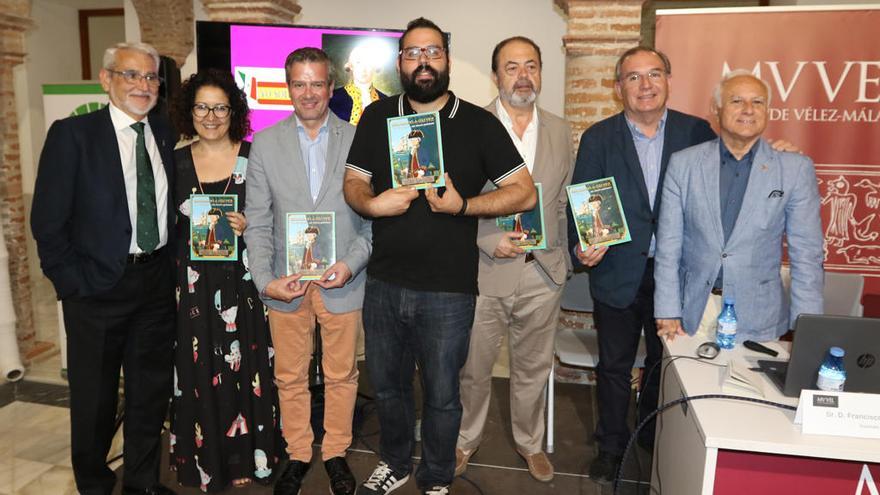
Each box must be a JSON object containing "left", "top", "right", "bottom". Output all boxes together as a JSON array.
[
  {"left": 495, "top": 99, "right": 539, "bottom": 136},
  {"left": 108, "top": 102, "right": 150, "bottom": 132},
  {"left": 720, "top": 138, "right": 758, "bottom": 165},
  {"left": 624, "top": 109, "right": 667, "bottom": 140},
  {"left": 295, "top": 112, "right": 330, "bottom": 140}
]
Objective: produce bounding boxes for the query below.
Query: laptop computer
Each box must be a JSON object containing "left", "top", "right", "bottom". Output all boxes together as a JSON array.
[{"left": 758, "top": 314, "right": 880, "bottom": 397}]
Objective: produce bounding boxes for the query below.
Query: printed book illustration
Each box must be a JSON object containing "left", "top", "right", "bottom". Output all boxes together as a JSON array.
[
  {"left": 387, "top": 111, "right": 445, "bottom": 189},
  {"left": 496, "top": 183, "right": 546, "bottom": 251},
  {"left": 286, "top": 212, "right": 336, "bottom": 280},
  {"left": 190, "top": 194, "right": 238, "bottom": 261},
  {"left": 567, "top": 177, "right": 631, "bottom": 249}
]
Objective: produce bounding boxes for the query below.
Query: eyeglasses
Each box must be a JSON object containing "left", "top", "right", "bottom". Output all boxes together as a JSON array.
[
  {"left": 106, "top": 69, "right": 163, "bottom": 86},
  {"left": 399, "top": 45, "right": 445, "bottom": 60},
  {"left": 288, "top": 80, "right": 330, "bottom": 91},
  {"left": 621, "top": 70, "right": 666, "bottom": 85},
  {"left": 192, "top": 103, "right": 232, "bottom": 119}
]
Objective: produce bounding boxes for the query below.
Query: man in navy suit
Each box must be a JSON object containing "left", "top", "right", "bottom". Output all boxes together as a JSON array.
[
  {"left": 568, "top": 46, "right": 716, "bottom": 483},
  {"left": 31, "top": 42, "right": 176, "bottom": 495}
]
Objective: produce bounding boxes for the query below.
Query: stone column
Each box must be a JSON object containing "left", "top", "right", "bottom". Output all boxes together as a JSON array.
[
  {"left": 0, "top": 1, "right": 36, "bottom": 354},
  {"left": 556, "top": 0, "right": 646, "bottom": 144},
  {"left": 130, "top": 0, "right": 194, "bottom": 67},
  {"left": 200, "top": 0, "right": 301, "bottom": 23}
]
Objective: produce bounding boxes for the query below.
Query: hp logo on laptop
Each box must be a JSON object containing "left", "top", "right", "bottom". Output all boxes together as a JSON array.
[{"left": 856, "top": 353, "right": 876, "bottom": 369}]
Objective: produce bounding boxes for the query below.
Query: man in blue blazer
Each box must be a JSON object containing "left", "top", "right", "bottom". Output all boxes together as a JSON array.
[
  {"left": 568, "top": 46, "right": 716, "bottom": 483},
  {"left": 654, "top": 71, "right": 823, "bottom": 342},
  {"left": 31, "top": 42, "right": 177, "bottom": 495}
]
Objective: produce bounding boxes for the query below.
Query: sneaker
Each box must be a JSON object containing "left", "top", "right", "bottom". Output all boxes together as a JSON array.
[
  {"left": 454, "top": 447, "right": 474, "bottom": 477},
  {"left": 422, "top": 486, "right": 450, "bottom": 495},
  {"left": 588, "top": 451, "right": 622, "bottom": 485},
  {"left": 516, "top": 449, "right": 554, "bottom": 482},
  {"left": 358, "top": 461, "right": 410, "bottom": 494},
  {"left": 325, "top": 457, "right": 356, "bottom": 495},
  {"left": 274, "top": 460, "right": 310, "bottom": 495}
]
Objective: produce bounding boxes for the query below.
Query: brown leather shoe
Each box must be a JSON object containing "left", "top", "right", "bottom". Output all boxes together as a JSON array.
[
  {"left": 517, "top": 450, "right": 554, "bottom": 482},
  {"left": 454, "top": 447, "right": 474, "bottom": 477}
]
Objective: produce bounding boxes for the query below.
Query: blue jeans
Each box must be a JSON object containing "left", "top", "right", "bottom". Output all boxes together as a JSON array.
[{"left": 363, "top": 277, "right": 476, "bottom": 488}]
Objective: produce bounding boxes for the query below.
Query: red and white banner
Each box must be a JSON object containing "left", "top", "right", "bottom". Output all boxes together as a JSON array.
[{"left": 656, "top": 6, "right": 880, "bottom": 315}]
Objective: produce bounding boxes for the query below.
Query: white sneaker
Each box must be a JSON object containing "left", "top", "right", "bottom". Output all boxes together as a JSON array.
[
  {"left": 358, "top": 461, "right": 410, "bottom": 494},
  {"left": 422, "top": 485, "right": 450, "bottom": 495}
]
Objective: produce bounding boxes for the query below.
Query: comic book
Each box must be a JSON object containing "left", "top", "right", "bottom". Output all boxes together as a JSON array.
[
  {"left": 190, "top": 194, "right": 238, "bottom": 261},
  {"left": 496, "top": 183, "right": 546, "bottom": 251},
  {"left": 285, "top": 212, "right": 336, "bottom": 280},
  {"left": 566, "top": 177, "right": 631, "bottom": 249},
  {"left": 387, "top": 111, "right": 445, "bottom": 189}
]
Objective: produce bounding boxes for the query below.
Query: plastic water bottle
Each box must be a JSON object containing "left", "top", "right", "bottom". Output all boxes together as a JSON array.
[
  {"left": 816, "top": 347, "right": 847, "bottom": 392},
  {"left": 716, "top": 297, "right": 737, "bottom": 350}
]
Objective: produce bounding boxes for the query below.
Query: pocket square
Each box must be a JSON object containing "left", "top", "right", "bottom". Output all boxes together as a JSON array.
[{"left": 769, "top": 190, "right": 784, "bottom": 198}]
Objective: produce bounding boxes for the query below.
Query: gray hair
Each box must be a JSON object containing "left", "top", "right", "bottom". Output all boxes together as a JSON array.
[
  {"left": 712, "top": 69, "right": 772, "bottom": 107},
  {"left": 103, "top": 42, "right": 160, "bottom": 71}
]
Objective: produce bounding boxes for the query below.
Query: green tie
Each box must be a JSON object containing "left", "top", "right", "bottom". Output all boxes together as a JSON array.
[{"left": 131, "top": 122, "right": 159, "bottom": 253}]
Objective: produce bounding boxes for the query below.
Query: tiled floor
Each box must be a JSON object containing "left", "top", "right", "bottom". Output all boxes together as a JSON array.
[{"left": 0, "top": 371, "right": 652, "bottom": 495}]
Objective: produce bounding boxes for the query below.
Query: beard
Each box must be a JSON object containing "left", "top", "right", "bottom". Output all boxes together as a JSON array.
[
  {"left": 400, "top": 63, "right": 450, "bottom": 103},
  {"left": 501, "top": 78, "right": 538, "bottom": 108}
]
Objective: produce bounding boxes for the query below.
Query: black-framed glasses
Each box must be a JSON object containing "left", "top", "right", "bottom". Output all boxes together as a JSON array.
[
  {"left": 192, "top": 104, "right": 232, "bottom": 119},
  {"left": 399, "top": 45, "right": 445, "bottom": 60},
  {"left": 106, "top": 69, "right": 163, "bottom": 86}
]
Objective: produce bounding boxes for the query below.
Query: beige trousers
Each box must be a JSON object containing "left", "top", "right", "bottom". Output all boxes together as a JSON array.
[
  {"left": 268, "top": 285, "right": 360, "bottom": 461},
  {"left": 458, "top": 262, "right": 563, "bottom": 454}
]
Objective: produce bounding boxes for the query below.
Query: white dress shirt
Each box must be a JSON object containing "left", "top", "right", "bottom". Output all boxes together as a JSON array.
[
  {"left": 108, "top": 102, "right": 169, "bottom": 253},
  {"left": 496, "top": 99, "right": 538, "bottom": 173}
]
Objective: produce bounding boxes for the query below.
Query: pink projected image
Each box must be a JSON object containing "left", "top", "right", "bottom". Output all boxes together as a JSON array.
[{"left": 229, "top": 24, "right": 403, "bottom": 135}]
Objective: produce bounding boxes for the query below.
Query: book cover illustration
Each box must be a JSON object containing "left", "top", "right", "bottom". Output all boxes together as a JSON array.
[
  {"left": 387, "top": 111, "right": 445, "bottom": 189},
  {"left": 286, "top": 212, "right": 336, "bottom": 280},
  {"left": 190, "top": 194, "right": 239, "bottom": 261},
  {"left": 496, "top": 183, "right": 546, "bottom": 251},
  {"left": 567, "top": 177, "right": 631, "bottom": 249}
]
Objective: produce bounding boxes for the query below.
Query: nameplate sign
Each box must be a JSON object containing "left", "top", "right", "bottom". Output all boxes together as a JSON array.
[{"left": 794, "top": 390, "right": 880, "bottom": 439}]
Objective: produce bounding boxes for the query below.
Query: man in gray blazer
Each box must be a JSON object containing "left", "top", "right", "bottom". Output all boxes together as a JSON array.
[
  {"left": 456, "top": 36, "right": 572, "bottom": 483},
  {"left": 654, "top": 70, "right": 823, "bottom": 342},
  {"left": 244, "top": 47, "right": 370, "bottom": 495}
]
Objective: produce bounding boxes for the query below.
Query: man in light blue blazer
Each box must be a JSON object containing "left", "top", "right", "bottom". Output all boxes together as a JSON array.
[
  {"left": 244, "top": 47, "right": 370, "bottom": 495},
  {"left": 654, "top": 70, "right": 823, "bottom": 343}
]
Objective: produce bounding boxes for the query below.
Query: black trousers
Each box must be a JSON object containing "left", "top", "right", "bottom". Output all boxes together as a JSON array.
[
  {"left": 592, "top": 259, "right": 664, "bottom": 455},
  {"left": 62, "top": 253, "right": 175, "bottom": 495}
]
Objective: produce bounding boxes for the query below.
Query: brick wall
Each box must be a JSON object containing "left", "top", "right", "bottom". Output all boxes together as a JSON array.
[
  {"left": 556, "top": 0, "right": 645, "bottom": 146},
  {"left": 201, "top": 0, "right": 301, "bottom": 23},
  {"left": 131, "top": 0, "right": 194, "bottom": 68},
  {"left": 0, "top": 3, "right": 36, "bottom": 353}
]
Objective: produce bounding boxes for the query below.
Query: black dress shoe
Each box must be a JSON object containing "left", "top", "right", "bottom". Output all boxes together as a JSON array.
[
  {"left": 588, "top": 451, "right": 623, "bottom": 485},
  {"left": 325, "top": 456, "right": 356, "bottom": 495},
  {"left": 275, "top": 460, "right": 311, "bottom": 495},
  {"left": 121, "top": 484, "right": 176, "bottom": 495}
]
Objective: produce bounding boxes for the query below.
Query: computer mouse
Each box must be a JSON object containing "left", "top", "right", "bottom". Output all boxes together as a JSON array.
[{"left": 697, "top": 342, "right": 720, "bottom": 360}]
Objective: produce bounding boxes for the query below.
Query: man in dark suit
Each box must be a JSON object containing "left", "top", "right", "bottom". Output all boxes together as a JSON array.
[
  {"left": 567, "top": 46, "right": 716, "bottom": 483},
  {"left": 31, "top": 42, "right": 177, "bottom": 495}
]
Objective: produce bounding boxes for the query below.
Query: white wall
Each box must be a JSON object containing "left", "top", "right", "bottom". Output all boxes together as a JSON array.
[
  {"left": 292, "top": 0, "right": 568, "bottom": 115},
  {"left": 17, "top": 0, "right": 83, "bottom": 195}
]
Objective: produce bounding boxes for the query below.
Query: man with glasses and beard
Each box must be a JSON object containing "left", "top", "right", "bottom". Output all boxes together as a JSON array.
[
  {"left": 344, "top": 18, "right": 536, "bottom": 495},
  {"left": 31, "top": 42, "right": 176, "bottom": 495},
  {"left": 455, "top": 36, "right": 573, "bottom": 484}
]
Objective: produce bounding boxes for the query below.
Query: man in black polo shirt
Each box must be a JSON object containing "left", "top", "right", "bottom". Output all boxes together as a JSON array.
[{"left": 344, "top": 17, "right": 536, "bottom": 495}]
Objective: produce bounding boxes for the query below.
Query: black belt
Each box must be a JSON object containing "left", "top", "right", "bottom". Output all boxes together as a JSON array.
[
  {"left": 127, "top": 246, "right": 166, "bottom": 264},
  {"left": 711, "top": 287, "right": 723, "bottom": 296},
  {"left": 524, "top": 252, "right": 536, "bottom": 263}
]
